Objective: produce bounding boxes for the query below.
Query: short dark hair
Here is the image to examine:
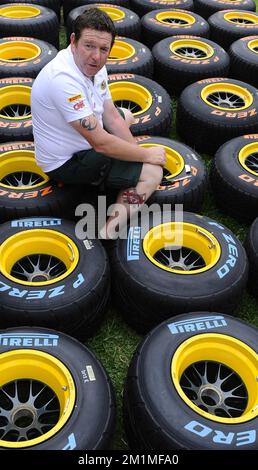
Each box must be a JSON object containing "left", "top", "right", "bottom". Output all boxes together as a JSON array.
[{"left": 73, "top": 7, "right": 116, "bottom": 48}]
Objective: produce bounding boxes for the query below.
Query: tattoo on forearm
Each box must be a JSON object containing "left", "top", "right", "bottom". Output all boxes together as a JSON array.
[
  {"left": 79, "top": 115, "right": 97, "bottom": 131},
  {"left": 122, "top": 189, "right": 146, "bottom": 206}
]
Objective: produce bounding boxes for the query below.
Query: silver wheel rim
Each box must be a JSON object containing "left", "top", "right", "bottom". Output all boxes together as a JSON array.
[
  {"left": 245, "top": 152, "right": 258, "bottom": 173},
  {"left": 174, "top": 46, "right": 207, "bottom": 58},
  {"left": 154, "top": 246, "right": 205, "bottom": 271},
  {"left": 11, "top": 254, "right": 67, "bottom": 282},
  {"left": 206, "top": 91, "right": 245, "bottom": 108},
  {"left": 1, "top": 171, "right": 44, "bottom": 187},
  {"left": 0, "top": 104, "right": 31, "bottom": 118},
  {"left": 0, "top": 379, "right": 60, "bottom": 442},
  {"left": 114, "top": 99, "right": 141, "bottom": 113},
  {"left": 180, "top": 360, "right": 248, "bottom": 418}
]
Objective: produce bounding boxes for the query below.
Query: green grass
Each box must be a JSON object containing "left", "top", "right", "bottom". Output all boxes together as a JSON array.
[{"left": 58, "top": 3, "right": 258, "bottom": 450}]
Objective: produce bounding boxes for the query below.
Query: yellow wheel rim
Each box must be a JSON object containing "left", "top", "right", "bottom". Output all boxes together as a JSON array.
[
  {"left": 0, "top": 150, "right": 49, "bottom": 189},
  {"left": 108, "top": 39, "right": 135, "bottom": 61},
  {"left": 138, "top": 142, "right": 184, "bottom": 180},
  {"left": 172, "top": 333, "right": 258, "bottom": 424},
  {"left": 109, "top": 81, "right": 153, "bottom": 115},
  {"left": 223, "top": 11, "right": 258, "bottom": 25},
  {"left": 156, "top": 11, "right": 196, "bottom": 26},
  {"left": 0, "top": 349, "right": 75, "bottom": 448},
  {"left": 143, "top": 222, "right": 221, "bottom": 274},
  {"left": 170, "top": 38, "right": 214, "bottom": 59},
  {"left": 247, "top": 38, "right": 258, "bottom": 54},
  {"left": 0, "top": 6, "right": 41, "bottom": 18},
  {"left": 0, "top": 229, "right": 79, "bottom": 286},
  {"left": 238, "top": 142, "right": 258, "bottom": 176},
  {"left": 201, "top": 82, "right": 253, "bottom": 110},
  {"left": 0, "top": 40, "right": 41, "bottom": 62},
  {"left": 97, "top": 5, "right": 125, "bottom": 21},
  {"left": 0, "top": 85, "right": 31, "bottom": 120}
]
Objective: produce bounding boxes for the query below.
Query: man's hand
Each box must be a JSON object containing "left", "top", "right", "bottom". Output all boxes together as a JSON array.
[{"left": 144, "top": 146, "right": 166, "bottom": 166}]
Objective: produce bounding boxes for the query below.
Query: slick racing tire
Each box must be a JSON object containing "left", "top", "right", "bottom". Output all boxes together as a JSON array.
[
  {"left": 108, "top": 73, "right": 172, "bottom": 136},
  {"left": 0, "top": 77, "right": 33, "bottom": 143},
  {"left": 66, "top": 4, "right": 141, "bottom": 41},
  {"left": 0, "top": 4, "right": 59, "bottom": 49},
  {"left": 0, "top": 37, "right": 58, "bottom": 79},
  {"left": 211, "top": 134, "right": 258, "bottom": 222},
  {"left": 141, "top": 9, "right": 210, "bottom": 48},
  {"left": 63, "top": 0, "right": 130, "bottom": 21},
  {"left": 176, "top": 77, "right": 258, "bottom": 155},
  {"left": 124, "top": 312, "right": 258, "bottom": 450},
  {"left": 244, "top": 217, "right": 258, "bottom": 298},
  {"left": 0, "top": 217, "right": 110, "bottom": 340},
  {"left": 106, "top": 37, "right": 153, "bottom": 78},
  {"left": 229, "top": 36, "right": 258, "bottom": 89},
  {"left": 0, "top": 0, "right": 61, "bottom": 20},
  {"left": 130, "top": 0, "right": 194, "bottom": 18},
  {"left": 208, "top": 10, "right": 258, "bottom": 50},
  {"left": 135, "top": 135, "right": 207, "bottom": 211},
  {"left": 110, "top": 211, "right": 248, "bottom": 333},
  {"left": 194, "top": 0, "right": 256, "bottom": 20},
  {"left": 0, "top": 327, "right": 115, "bottom": 449},
  {"left": 130, "top": 0, "right": 194, "bottom": 16},
  {"left": 0, "top": 141, "right": 84, "bottom": 221},
  {"left": 152, "top": 35, "right": 229, "bottom": 95}
]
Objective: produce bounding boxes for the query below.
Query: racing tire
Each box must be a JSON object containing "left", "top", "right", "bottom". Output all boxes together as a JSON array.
[
  {"left": 229, "top": 36, "right": 258, "bottom": 89},
  {"left": 135, "top": 135, "right": 207, "bottom": 210},
  {"left": 106, "top": 37, "right": 153, "bottom": 78},
  {"left": 0, "top": 37, "right": 57, "bottom": 79},
  {"left": 110, "top": 211, "right": 248, "bottom": 333},
  {"left": 208, "top": 10, "right": 258, "bottom": 50},
  {"left": 141, "top": 9, "right": 210, "bottom": 48},
  {"left": 63, "top": 0, "right": 130, "bottom": 21},
  {"left": 0, "top": 141, "right": 85, "bottom": 221},
  {"left": 0, "top": 4, "right": 59, "bottom": 49},
  {"left": 130, "top": 0, "right": 194, "bottom": 18},
  {"left": 194, "top": 0, "right": 256, "bottom": 20},
  {"left": 210, "top": 134, "right": 258, "bottom": 222},
  {"left": 152, "top": 35, "right": 229, "bottom": 95},
  {"left": 0, "top": 326, "right": 115, "bottom": 449},
  {"left": 0, "top": 217, "right": 110, "bottom": 340},
  {"left": 0, "top": 77, "right": 33, "bottom": 143},
  {"left": 66, "top": 4, "right": 141, "bottom": 41},
  {"left": 108, "top": 73, "right": 172, "bottom": 136},
  {"left": 176, "top": 77, "right": 258, "bottom": 155},
  {"left": 0, "top": 0, "right": 61, "bottom": 20},
  {"left": 124, "top": 312, "right": 258, "bottom": 450},
  {"left": 244, "top": 217, "right": 258, "bottom": 298}
]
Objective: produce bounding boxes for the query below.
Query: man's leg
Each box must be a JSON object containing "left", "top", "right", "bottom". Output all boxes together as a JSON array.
[{"left": 99, "top": 163, "right": 163, "bottom": 239}]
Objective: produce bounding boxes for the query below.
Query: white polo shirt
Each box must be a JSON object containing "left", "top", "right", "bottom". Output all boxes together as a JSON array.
[{"left": 31, "top": 45, "right": 112, "bottom": 172}]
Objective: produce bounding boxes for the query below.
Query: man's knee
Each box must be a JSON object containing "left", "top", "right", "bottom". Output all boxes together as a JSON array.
[
  {"left": 120, "top": 108, "right": 135, "bottom": 127},
  {"left": 141, "top": 163, "right": 163, "bottom": 187}
]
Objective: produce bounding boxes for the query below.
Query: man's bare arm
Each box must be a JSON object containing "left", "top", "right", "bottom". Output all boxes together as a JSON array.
[{"left": 70, "top": 113, "right": 166, "bottom": 166}]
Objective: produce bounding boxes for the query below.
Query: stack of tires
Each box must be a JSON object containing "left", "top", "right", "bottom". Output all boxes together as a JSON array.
[
  {"left": 0, "top": 0, "right": 258, "bottom": 453},
  {"left": 0, "top": 1, "right": 116, "bottom": 451}
]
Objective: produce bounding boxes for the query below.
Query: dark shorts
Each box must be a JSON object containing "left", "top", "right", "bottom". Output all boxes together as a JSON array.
[{"left": 46, "top": 108, "right": 143, "bottom": 190}]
